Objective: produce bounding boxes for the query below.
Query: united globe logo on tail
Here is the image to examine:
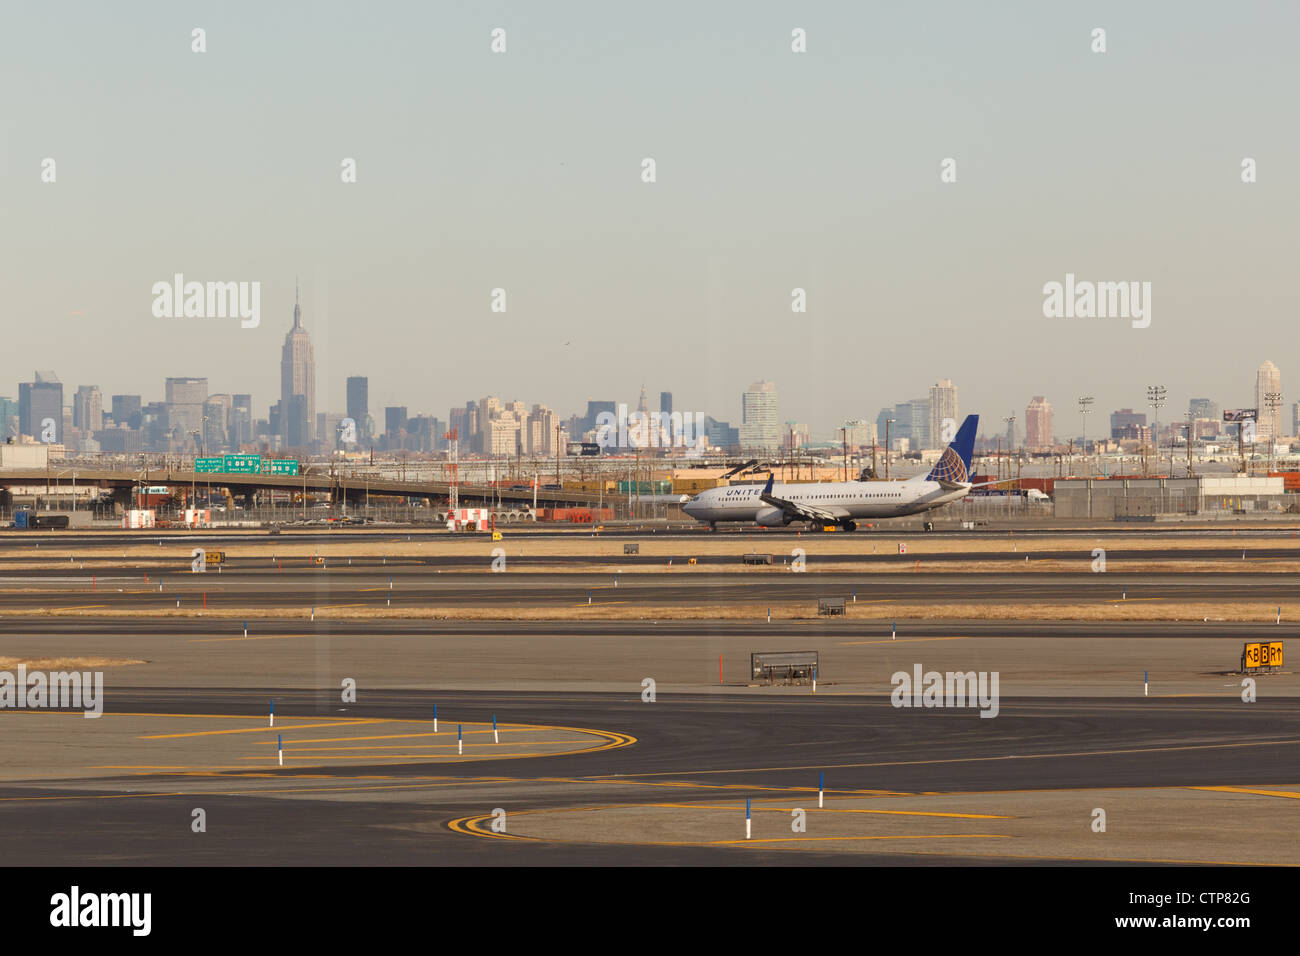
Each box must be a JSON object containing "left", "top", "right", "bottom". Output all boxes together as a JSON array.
[{"left": 926, "top": 415, "right": 978, "bottom": 483}]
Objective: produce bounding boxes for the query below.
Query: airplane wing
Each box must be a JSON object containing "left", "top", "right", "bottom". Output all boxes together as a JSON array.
[{"left": 758, "top": 475, "right": 845, "bottom": 522}]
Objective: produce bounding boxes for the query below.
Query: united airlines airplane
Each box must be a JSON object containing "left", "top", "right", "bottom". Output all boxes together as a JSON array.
[{"left": 682, "top": 414, "right": 989, "bottom": 531}]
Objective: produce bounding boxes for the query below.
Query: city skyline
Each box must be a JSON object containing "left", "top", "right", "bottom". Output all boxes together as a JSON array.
[{"left": 5, "top": 3, "right": 1299, "bottom": 434}]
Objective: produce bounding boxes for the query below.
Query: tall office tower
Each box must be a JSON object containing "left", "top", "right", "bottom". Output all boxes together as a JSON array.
[
  {"left": 280, "top": 284, "right": 316, "bottom": 447},
  {"left": 929, "top": 379, "right": 958, "bottom": 447},
  {"left": 1255, "top": 360, "right": 1282, "bottom": 441},
  {"left": 1025, "top": 396, "right": 1054, "bottom": 449},
  {"left": 19, "top": 372, "right": 63, "bottom": 442},
  {"left": 384, "top": 406, "right": 408, "bottom": 444},
  {"left": 73, "top": 385, "right": 103, "bottom": 433},
  {"left": 660, "top": 392, "right": 673, "bottom": 415},
  {"left": 346, "top": 376, "right": 369, "bottom": 443},
  {"left": 1188, "top": 397, "right": 1218, "bottom": 422},
  {"left": 527, "top": 404, "right": 557, "bottom": 456},
  {"left": 203, "top": 394, "right": 232, "bottom": 453},
  {"left": 111, "top": 394, "right": 143, "bottom": 429},
  {"left": 1006, "top": 416, "right": 1017, "bottom": 449},
  {"left": 637, "top": 385, "right": 649, "bottom": 415},
  {"left": 164, "top": 376, "right": 208, "bottom": 443},
  {"left": 1109, "top": 408, "right": 1147, "bottom": 439},
  {"left": 285, "top": 394, "right": 309, "bottom": 449},
  {"left": 739, "top": 380, "right": 779, "bottom": 452},
  {"left": 0, "top": 397, "right": 18, "bottom": 440},
  {"left": 1293, "top": 402, "right": 1300, "bottom": 438},
  {"left": 906, "top": 398, "right": 932, "bottom": 450},
  {"left": 232, "top": 394, "right": 253, "bottom": 447}
]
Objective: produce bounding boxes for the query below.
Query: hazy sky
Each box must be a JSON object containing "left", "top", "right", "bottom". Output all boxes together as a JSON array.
[{"left": 2, "top": 1, "right": 1297, "bottom": 441}]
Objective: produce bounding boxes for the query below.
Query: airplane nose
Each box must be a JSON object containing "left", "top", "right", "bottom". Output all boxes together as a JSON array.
[{"left": 682, "top": 497, "right": 700, "bottom": 515}]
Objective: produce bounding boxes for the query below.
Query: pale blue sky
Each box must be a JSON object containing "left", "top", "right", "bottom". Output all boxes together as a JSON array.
[{"left": 2, "top": 1, "right": 1297, "bottom": 439}]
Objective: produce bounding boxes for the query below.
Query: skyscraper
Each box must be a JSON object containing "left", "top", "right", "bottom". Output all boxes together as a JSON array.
[
  {"left": 660, "top": 392, "right": 673, "bottom": 415},
  {"left": 346, "top": 376, "right": 369, "bottom": 443},
  {"left": 739, "top": 380, "right": 779, "bottom": 452},
  {"left": 73, "top": 385, "right": 103, "bottom": 434},
  {"left": 280, "top": 284, "right": 316, "bottom": 448},
  {"left": 1025, "top": 396, "right": 1054, "bottom": 449},
  {"left": 164, "top": 377, "right": 208, "bottom": 446},
  {"left": 1255, "top": 360, "right": 1281, "bottom": 441},
  {"left": 19, "top": 372, "right": 63, "bottom": 443},
  {"left": 929, "top": 379, "right": 958, "bottom": 448},
  {"left": 111, "top": 394, "right": 142, "bottom": 429}
]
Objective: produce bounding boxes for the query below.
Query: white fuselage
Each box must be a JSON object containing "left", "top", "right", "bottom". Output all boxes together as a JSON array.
[{"left": 682, "top": 477, "right": 969, "bottom": 526}]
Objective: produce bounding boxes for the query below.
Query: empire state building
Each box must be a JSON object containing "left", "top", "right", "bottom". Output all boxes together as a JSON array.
[{"left": 280, "top": 285, "right": 316, "bottom": 448}]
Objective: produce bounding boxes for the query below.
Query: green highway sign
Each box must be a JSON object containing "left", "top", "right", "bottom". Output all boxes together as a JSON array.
[
  {"left": 263, "top": 459, "right": 299, "bottom": 476},
  {"left": 223, "top": 454, "right": 262, "bottom": 474},
  {"left": 195, "top": 457, "right": 224, "bottom": 473}
]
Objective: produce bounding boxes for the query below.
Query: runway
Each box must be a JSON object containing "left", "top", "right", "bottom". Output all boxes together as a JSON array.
[
  {"left": 0, "top": 688, "right": 1296, "bottom": 865},
  {"left": 1, "top": 567, "right": 1300, "bottom": 611}
]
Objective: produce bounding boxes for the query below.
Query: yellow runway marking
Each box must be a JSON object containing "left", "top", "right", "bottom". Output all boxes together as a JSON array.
[
  {"left": 273, "top": 728, "right": 521, "bottom": 744},
  {"left": 1188, "top": 786, "right": 1300, "bottom": 800},
  {"left": 59, "top": 604, "right": 108, "bottom": 610},
  {"left": 189, "top": 633, "right": 316, "bottom": 643},
  {"left": 649, "top": 802, "right": 1009, "bottom": 819},
  {"left": 587, "top": 736, "right": 1300, "bottom": 778},
  {"left": 707, "top": 834, "right": 1011, "bottom": 846},
  {"left": 271, "top": 741, "right": 580, "bottom": 751},
  {"left": 838, "top": 636, "right": 970, "bottom": 647},
  {"left": 142, "top": 719, "right": 385, "bottom": 739}
]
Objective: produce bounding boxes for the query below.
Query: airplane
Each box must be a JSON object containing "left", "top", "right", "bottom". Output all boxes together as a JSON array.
[{"left": 681, "top": 414, "right": 997, "bottom": 531}]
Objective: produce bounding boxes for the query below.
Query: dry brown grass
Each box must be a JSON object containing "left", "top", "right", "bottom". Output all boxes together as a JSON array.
[
  {"left": 0, "top": 601, "right": 1287, "bottom": 623},
  {"left": 4, "top": 529, "right": 1300, "bottom": 565},
  {"left": 0, "top": 657, "right": 145, "bottom": 669}
]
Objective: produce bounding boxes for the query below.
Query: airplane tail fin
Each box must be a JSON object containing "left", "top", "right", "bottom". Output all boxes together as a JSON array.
[{"left": 925, "top": 414, "right": 978, "bottom": 483}]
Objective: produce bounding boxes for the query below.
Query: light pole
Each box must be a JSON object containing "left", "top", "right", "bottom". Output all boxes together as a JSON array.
[
  {"left": 842, "top": 419, "right": 867, "bottom": 480},
  {"left": 1146, "top": 385, "right": 1166, "bottom": 476},
  {"left": 1264, "top": 391, "right": 1282, "bottom": 475},
  {"left": 884, "top": 420, "right": 895, "bottom": 479},
  {"left": 1002, "top": 415, "right": 1016, "bottom": 482},
  {"left": 1078, "top": 396, "right": 1094, "bottom": 476}
]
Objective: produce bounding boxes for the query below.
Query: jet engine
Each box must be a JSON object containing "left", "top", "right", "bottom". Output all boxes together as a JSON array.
[{"left": 755, "top": 506, "right": 790, "bottom": 527}]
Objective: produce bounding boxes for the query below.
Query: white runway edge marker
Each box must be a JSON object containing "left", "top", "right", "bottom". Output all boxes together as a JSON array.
[
  {"left": 278, "top": 733, "right": 283, "bottom": 766},
  {"left": 1144, "top": 670, "right": 1149, "bottom": 697},
  {"left": 746, "top": 797, "right": 752, "bottom": 840},
  {"left": 458, "top": 724, "right": 463, "bottom": 755},
  {"left": 269, "top": 698, "right": 274, "bottom": 727},
  {"left": 818, "top": 771, "right": 824, "bottom": 809},
  {"left": 433, "top": 703, "right": 438, "bottom": 733},
  {"left": 493, "top": 714, "right": 499, "bottom": 744}
]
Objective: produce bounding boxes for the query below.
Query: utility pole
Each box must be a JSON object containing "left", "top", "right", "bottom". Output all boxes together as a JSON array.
[
  {"left": 884, "top": 419, "right": 894, "bottom": 480},
  {"left": 840, "top": 427, "right": 848, "bottom": 482},
  {"left": 1002, "top": 415, "right": 1015, "bottom": 483},
  {"left": 555, "top": 424, "right": 562, "bottom": 486}
]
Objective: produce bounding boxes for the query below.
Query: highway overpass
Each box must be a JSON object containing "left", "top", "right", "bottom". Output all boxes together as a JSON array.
[{"left": 0, "top": 468, "right": 603, "bottom": 509}]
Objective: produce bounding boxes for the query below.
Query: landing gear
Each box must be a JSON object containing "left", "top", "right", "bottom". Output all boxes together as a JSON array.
[
  {"left": 709, "top": 522, "right": 718, "bottom": 532},
  {"left": 842, "top": 520, "right": 858, "bottom": 532}
]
